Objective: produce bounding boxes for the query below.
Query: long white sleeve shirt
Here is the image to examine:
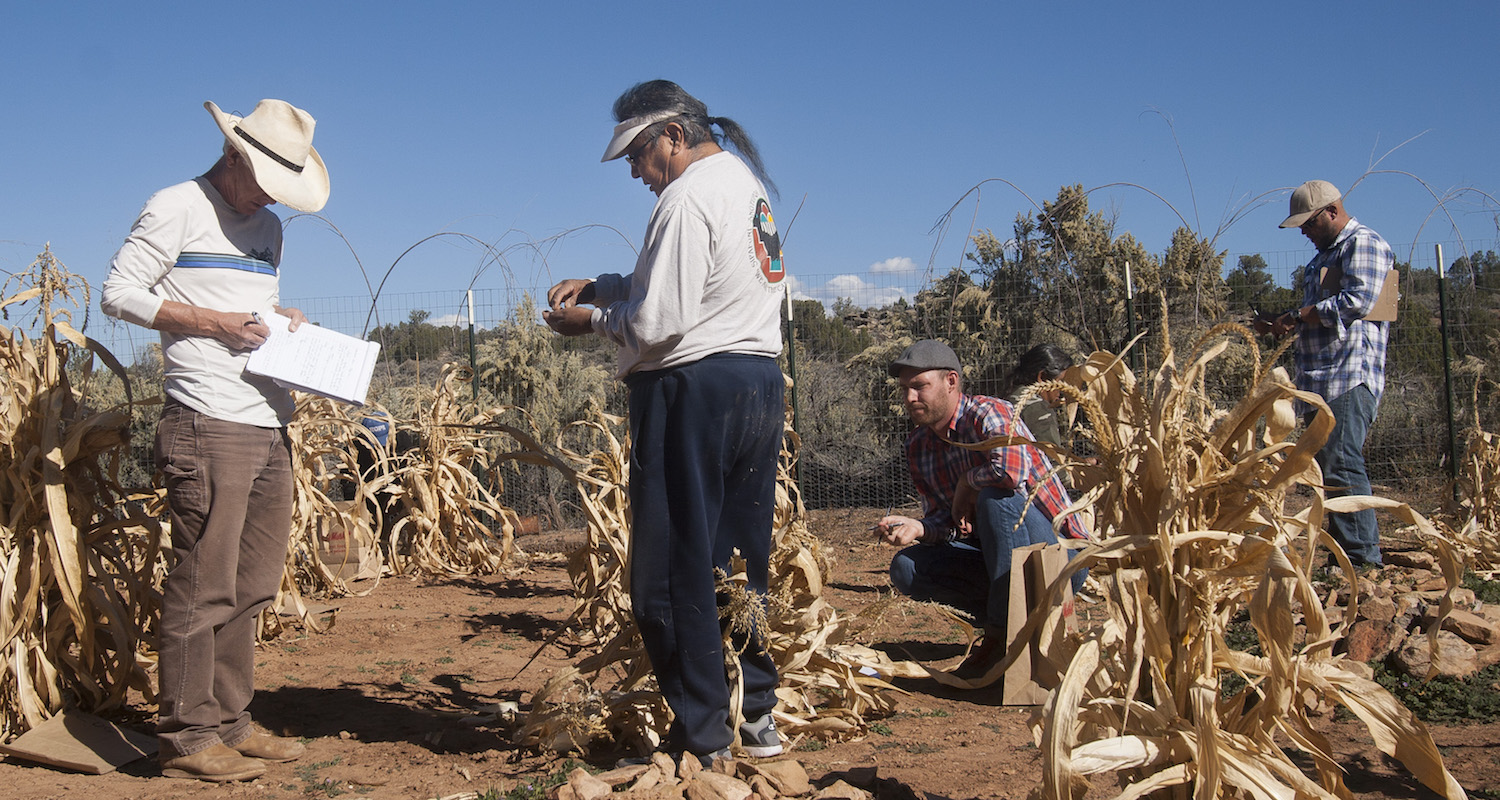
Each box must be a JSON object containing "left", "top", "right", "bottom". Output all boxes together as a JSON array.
[
  {"left": 101, "top": 177, "right": 294, "bottom": 427},
  {"left": 590, "top": 151, "right": 786, "bottom": 377}
]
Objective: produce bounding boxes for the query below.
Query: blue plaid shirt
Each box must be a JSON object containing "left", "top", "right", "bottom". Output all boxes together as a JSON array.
[{"left": 1295, "top": 217, "right": 1391, "bottom": 405}]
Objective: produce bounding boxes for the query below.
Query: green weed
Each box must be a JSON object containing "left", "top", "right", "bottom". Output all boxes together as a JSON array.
[
  {"left": 1462, "top": 573, "right": 1500, "bottom": 605},
  {"left": 502, "top": 760, "right": 587, "bottom": 800},
  {"left": 1372, "top": 661, "right": 1500, "bottom": 724}
]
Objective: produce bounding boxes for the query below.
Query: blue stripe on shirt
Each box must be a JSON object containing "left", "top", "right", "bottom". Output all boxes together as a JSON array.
[{"left": 173, "top": 252, "right": 277, "bottom": 275}]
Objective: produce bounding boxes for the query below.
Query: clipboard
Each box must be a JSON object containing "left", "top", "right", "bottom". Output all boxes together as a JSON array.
[
  {"left": 245, "top": 311, "right": 381, "bottom": 405},
  {"left": 1319, "top": 266, "right": 1399, "bottom": 322}
]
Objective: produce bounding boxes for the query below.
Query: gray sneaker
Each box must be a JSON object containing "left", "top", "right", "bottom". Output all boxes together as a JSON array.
[{"left": 739, "top": 713, "right": 783, "bottom": 758}]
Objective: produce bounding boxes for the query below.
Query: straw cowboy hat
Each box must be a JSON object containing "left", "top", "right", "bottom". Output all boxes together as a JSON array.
[{"left": 205, "top": 99, "right": 330, "bottom": 213}]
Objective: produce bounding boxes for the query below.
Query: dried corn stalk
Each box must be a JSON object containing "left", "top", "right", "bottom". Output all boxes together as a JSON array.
[
  {"left": 1018, "top": 321, "right": 1468, "bottom": 800},
  {"left": 0, "top": 248, "right": 162, "bottom": 741},
  {"left": 381, "top": 364, "right": 523, "bottom": 578},
  {"left": 261, "top": 395, "right": 392, "bottom": 637},
  {"left": 1455, "top": 381, "right": 1500, "bottom": 571},
  {"left": 264, "top": 365, "right": 551, "bottom": 637},
  {"left": 519, "top": 385, "right": 921, "bottom": 756}
]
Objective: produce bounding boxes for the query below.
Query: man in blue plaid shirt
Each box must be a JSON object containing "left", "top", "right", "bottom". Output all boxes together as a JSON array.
[{"left": 1257, "top": 180, "right": 1391, "bottom": 567}]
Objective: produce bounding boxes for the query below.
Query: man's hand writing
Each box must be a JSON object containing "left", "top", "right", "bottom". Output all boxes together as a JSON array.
[{"left": 872, "top": 515, "right": 923, "bottom": 547}]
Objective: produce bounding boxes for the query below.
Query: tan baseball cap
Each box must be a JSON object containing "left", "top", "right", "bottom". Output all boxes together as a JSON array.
[{"left": 1279, "top": 180, "right": 1341, "bottom": 228}]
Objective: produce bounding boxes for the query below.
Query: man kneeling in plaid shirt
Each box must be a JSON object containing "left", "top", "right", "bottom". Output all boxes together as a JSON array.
[{"left": 872, "top": 339, "right": 1089, "bottom": 680}]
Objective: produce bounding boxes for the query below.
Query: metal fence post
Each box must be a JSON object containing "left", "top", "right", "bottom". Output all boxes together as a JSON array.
[
  {"left": 784, "top": 285, "right": 804, "bottom": 488},
  {"left": 1435, "top": 244, "right": 1459, "bottom": 500},
  {"left": 467, "top": 289, "right": 479, "bottom": 404}
]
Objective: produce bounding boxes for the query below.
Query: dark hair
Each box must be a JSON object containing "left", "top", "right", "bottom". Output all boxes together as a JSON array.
[
  {"left": 612, "top": 80, "right": 777, "bottom": 197},
  {"left": 1008, "top": 344, "right": 1072, "bottom": 394}
]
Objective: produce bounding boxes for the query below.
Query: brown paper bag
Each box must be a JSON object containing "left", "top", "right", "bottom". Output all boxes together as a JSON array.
[
  {"left": 1002, "top": 542, "right": 1078, "bottom": 705},
  {"left": 1319, "top": 265, "right": 1399, "bottom": 322}
]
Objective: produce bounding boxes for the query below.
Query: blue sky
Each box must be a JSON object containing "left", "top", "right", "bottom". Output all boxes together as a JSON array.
[{"left": 4, "top": 2, "right": 1498, "bottom": 328}]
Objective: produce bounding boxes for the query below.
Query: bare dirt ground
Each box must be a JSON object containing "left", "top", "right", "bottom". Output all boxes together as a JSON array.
[{"left": 3, "top": 507, "right": 1497, "bottom": 799}]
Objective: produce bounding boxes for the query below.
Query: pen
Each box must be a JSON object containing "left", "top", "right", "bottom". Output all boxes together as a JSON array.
[{"left": 250, "top": 312, "right": 264, "bottom": 326}]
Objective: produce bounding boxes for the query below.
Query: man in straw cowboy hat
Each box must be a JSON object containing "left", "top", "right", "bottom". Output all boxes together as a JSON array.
[
  {"left": 102, "top": 99, "right": 330, "bottom": 781},
  {"left": 1255, "top": 180, "right": 1392, "bottom": 568}
]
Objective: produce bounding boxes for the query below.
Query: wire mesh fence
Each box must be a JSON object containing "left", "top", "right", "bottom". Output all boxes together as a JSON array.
[{"left": 83, "top": 238, "right": 1498, "bottom": 524}]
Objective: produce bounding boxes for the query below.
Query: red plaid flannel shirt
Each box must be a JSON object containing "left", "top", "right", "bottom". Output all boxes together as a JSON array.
[{"left": 905, "top": 393, "right": 1085, "bottom": 543}]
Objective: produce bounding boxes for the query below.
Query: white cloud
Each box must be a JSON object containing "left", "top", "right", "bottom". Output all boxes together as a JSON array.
[
  {"left": 869, "top": 256, "right": 918, "bottom": 274},
  {"left": 788, "top": 273, "right": 909, "bottom": 310}
]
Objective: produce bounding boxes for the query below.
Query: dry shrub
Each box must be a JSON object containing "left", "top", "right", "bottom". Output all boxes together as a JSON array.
[
  {"left": 518, "top": 383, "right": 921, "bottom": 757},
  {"left": 0, "top": 247, "right": 162, "bottom": 740},
  {"left": 265, "top": 364, "right": 554, "bottom": 636},
  {"left": 1455, "top": 380, "right": 1500, "bottom": 572},
  {"left": 260, "top": 394, "right": 392, "bottom": 637},
  {"left": 1016, "top": 320, "right": 1469, "bottom": 800},
  {"left": 379, "top": 363, "right": 523, "bottom": 578}
]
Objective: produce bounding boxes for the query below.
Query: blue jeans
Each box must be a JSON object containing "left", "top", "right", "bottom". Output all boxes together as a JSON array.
[
  {"left": 1306, "top": 385, "right": 1381, "bottom": 566},
  {"left": 626, "top": 354, "right": 783, "bottom": 756},
  {"left": 889, "top": 487, "right": 1081, "bottom": 628}
]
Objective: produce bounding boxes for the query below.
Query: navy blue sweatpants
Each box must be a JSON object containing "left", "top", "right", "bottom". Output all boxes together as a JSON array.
[{"left": 625, "top": 353, "right": 784, "bottom": 756}]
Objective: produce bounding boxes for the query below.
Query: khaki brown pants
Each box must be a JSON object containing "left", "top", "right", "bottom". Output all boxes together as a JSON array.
[{"left": 154, "top": 401, "right": 293, "bottom": 758}]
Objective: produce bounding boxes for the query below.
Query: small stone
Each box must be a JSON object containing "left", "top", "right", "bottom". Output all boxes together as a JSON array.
[
  {"left": 567, "top": 767, "right": 613, "bottom": 800},
  {"left": 814, "top": 780, "right": 871, "bottom": 800},
  {"left": 1393, "top": 594, "right": 1425, "bottom": 631},
  {"left": 711, "top": 757, "right": 739, "bottom": 777},
  {"left": 643, "top": 785, "right": 689, "bottom": 800},
  {"left": 595, "top": 764, "right": 652, "bottom": 787},
  {"left": 742, "top": 760, "right": 812, "bottom": 796},
  {"left": 1394, "top": 630, "right": 1479, "bottom": 679},
  {"left": 1358, "top": 595, "right": 1397, "bottom": 625},
  {"left": 630, "top": 765, "right": 665, "bottom": 793},
  {"left": 653, "top": 751, "right": 680, "bottom": 781},
  {"left": 1440, "top": 609, "right": 1500, "bottom": 645},
  {"left": 690, "top": 771, "right": 754, "bottom": 800},
  {"left": 1344, "top": 620, "right": 1394, "bottom": 663},
  {"left": 1415, "top": 576, "right": 1449, "bottom": 592},
  {"left": 748, "top": 774, "right": 779, "bottom": 800},
  {"left": 1385, "top": 550, "right": 1437, "bottom": 570}
]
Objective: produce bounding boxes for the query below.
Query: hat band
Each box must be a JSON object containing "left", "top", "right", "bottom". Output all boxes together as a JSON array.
[{"left": 234, "top": 126, "right": 304, "bottom": 173}]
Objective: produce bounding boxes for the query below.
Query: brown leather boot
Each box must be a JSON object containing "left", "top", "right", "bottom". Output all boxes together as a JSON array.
[
  {"left": 953, "top": 627, "right": 1006, "bottom": 682},
  {"left": 160, "top": 743, "right": 266, "bottom": 781},
  {"left": 232, "top": 732, "right": 307, "bottom": 762}
]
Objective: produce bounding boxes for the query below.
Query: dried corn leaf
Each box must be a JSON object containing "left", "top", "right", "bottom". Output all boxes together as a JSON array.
[
  {"left": 1026, "top": 315, "right": 1469, "bottom": 800},
  {"left": 0, "top": 249, "right": 161, "bottom": 741},
  {"left": 520, "top": 379, "right": 919, "bottom": 755}
]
